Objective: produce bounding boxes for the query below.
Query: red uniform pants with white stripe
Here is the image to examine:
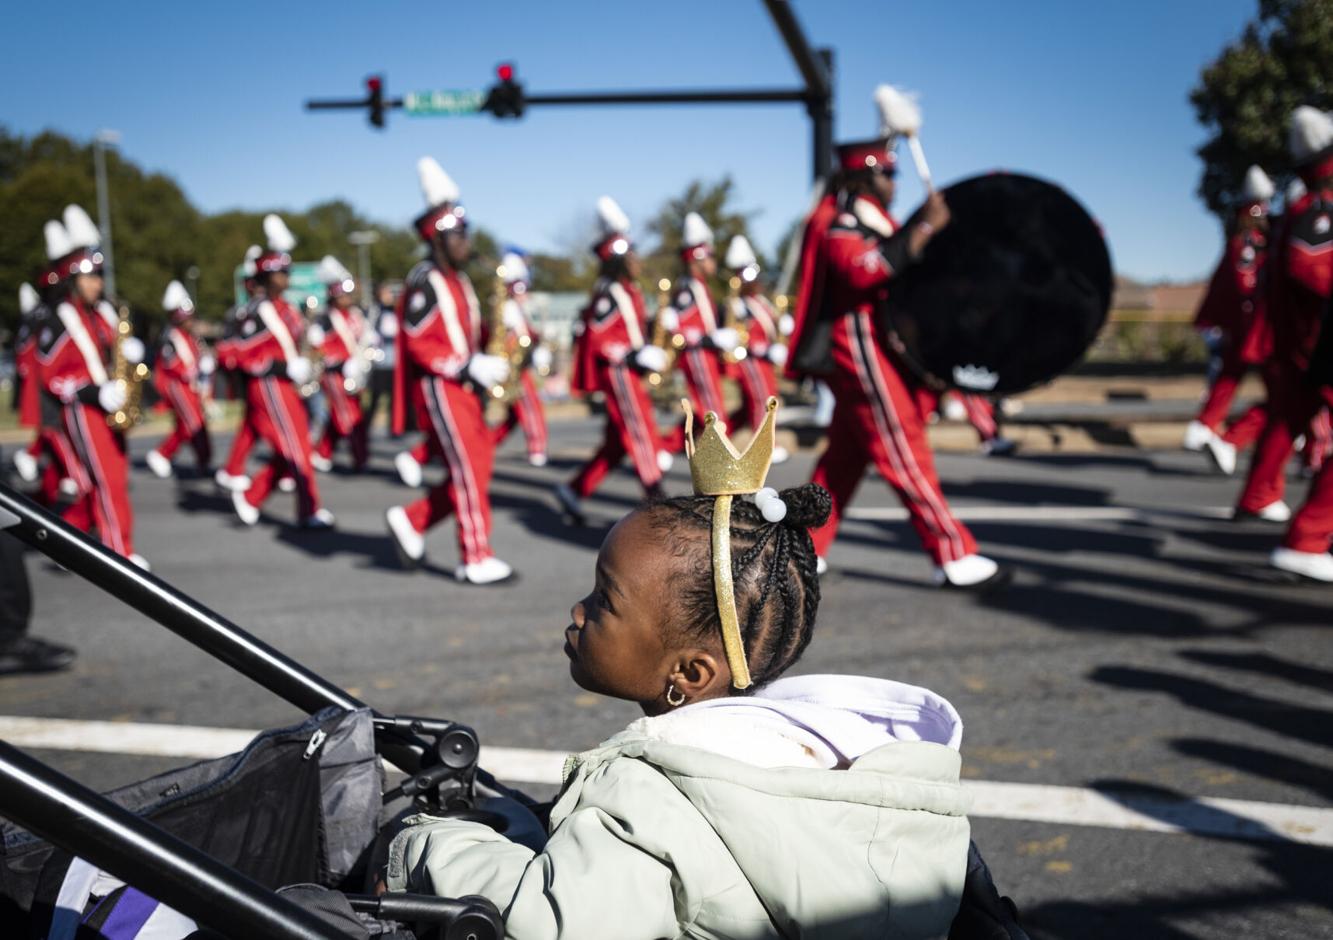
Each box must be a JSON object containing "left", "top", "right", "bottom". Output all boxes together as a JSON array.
[
  {"left": 223, "top": 389, "right": 259, "bottom": 478},
  {"left": 29, "top": 425, "right": 80, "bottom": 508},
  {"left": 156, "top": 379, "right": 212, "bottom": 469},
  {"left": 680, "top": 346, "right": 727, "bottom": 420},
  {"left": 491, "top": 370, "right": 548, "bottom": 459},
  {"left": 570, "top": 365, "right": 663, "bottom": 498},
  {"left": 1197, "top": 340, "right": 1250, "bottom": 431},
  {"left": 730, "top": 355, "right": 779, "bottom": 432},
  {"left": 242, "top": 377, "right": 321, "bottom": 520},
  {"left": 60, "top": 403, "right": 135, "bottom": 557},
  {"left": 809, "top": 312, "right": 978, "bottom": 565},
  {"left": 406, "top": 376, "right": 496, "bottom": 564},
  {"left": 315, "top": 372, "right": 369, "bottom": 469},
  {"left": 1286, "top": 410, "right": 1333, "bottom": 554},
  {"left": 912, "top": 388, "right": 999, "bottom": 443}
]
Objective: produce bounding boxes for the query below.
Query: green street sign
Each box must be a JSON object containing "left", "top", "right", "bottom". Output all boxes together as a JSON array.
[
  {"left": 233, "top": 261, "right": 327, "bottom": 312},
  {"left": 403, "top": 89, "right": 486, "bottom": 116}
]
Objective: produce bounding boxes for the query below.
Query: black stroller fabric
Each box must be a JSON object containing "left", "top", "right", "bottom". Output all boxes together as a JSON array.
[{"left": 0, "top": 707, "right": 383, "bottom": 934}]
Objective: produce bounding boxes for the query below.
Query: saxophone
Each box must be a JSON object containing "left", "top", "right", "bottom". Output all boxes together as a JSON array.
[
  {"left": 648, "top": 278, "right": 681, "bottom": 390},
  {"left": 483, "top": 263, "right": 528, "bottom": 403},
  {"left": 106, "top": 303, "right": 150, "bottom": 432},
  {"left": 721, "top": 275, "right": 749, "bottom": 365}
]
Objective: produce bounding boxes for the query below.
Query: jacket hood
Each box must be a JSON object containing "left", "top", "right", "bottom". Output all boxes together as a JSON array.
[{"left": 564, "top": 675, "right": 970, "bottom": 937}]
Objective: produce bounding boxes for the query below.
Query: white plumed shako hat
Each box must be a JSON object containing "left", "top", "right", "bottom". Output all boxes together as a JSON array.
[
  {"left": 414, "top": 156, "right": 465, "bottom": 241},
  {"left": 500, "top": 252, "right": 530, "bottom": 285},
  {"left": 1289, "top": 106, "right": 1333, "bottom": 172},
  {"left": 593, "top": 195, "right": 633, "bottom": 260},
  {"left": 256, "top": 215, "right": 296, "bottom": 275},
  {"left": 317, "top": 255, "right": 356, "bottom": 298},
  {"left": 162, "top": 280, "right": 194, "bottom": 321},
  {"left": 725, "top": 234, "right": 761, "bottom": 282},
  {"left": 681, "top": 211, "right": 714, "bottom": 262}
]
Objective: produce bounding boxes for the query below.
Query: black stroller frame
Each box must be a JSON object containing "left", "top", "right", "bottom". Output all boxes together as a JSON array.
[{"left": 0, "top": 481, "right": 1030, "bottom": 940}]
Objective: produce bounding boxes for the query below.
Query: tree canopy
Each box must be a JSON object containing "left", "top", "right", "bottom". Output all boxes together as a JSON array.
[{"left": 1192, "top": 0, "right": 1333, "bottom": 218}]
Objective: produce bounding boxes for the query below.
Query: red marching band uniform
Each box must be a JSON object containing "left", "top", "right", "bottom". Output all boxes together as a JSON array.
[
  {"left": 33, "top": 206, "right": 143, "bottom": 564},
  {"left": 786, "top": 123, "right": 1000, "bottom": 588},
  {"left": 385, "top": 157, "right": 514, "bottom": 585},
  {"left": 721, "top": 234, "right": 790, "bottom": 463},
  {"left": 311, "top": 256, "right": 371, "bottom": 472},
  {"left": 11, "top": 282, "right": 81, "bottom": 503},
  {"left": 1244, "top": 107, "right": 1333, "bottom": 581},
  {"left": 489, "top": 253, "right": 551, "bottom": 466},
  {"left": 146, "top": 281, "right": 213, "bottom": 477},
  {"left": 226, "top": 215, "right": 331, "bottom": 529},
  {"left": 214, "top": 246, "right": 263, "bottom": 492},
  {"left": 556, "top": 196, "right": 668, "bottom": 523}
]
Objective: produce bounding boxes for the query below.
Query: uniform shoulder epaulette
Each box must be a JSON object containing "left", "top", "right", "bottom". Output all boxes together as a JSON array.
[{"left": 405, "top": 260, "right": 435, "bottom": 289}]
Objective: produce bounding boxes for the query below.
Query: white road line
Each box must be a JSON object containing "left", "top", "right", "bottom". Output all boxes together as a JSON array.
[
  {"left": 2, "top": 716, "right": 1329, "bottom": 847},
  {"left": 845, "top": 505, "right": 1233, "bottom": 522}
]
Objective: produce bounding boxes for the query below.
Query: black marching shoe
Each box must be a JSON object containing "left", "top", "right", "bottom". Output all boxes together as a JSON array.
[{"left": 0, "top": 637, "right": 76, "bottom": 676}]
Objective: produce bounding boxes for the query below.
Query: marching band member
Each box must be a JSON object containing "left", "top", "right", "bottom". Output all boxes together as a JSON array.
[
  {"left": 1254, "top": 107, "right": 1333, "bottom": 580},
  {"left": 659, "top": 213, "right": 737, "bottom": 451},
  {"left": 215, "top": 245, "right": 263, "bottom": 493},
  {"left": 12, "top": 281, "right": 81, "bottom": 505},
  {"left": 786, "top": 97, "right": 1002, "bottom": 588},
  {"left": 489, "top": 252, "right": 551, "bottom": 467},
  {"left": 722, "top": 235, "right": 790, "bottom": 463},
  {"left": 34, "top": 207, "right": 147, "bottom": 567},
  {"left": 1185, "top": 166, "right": 1275, "bottom": 474},
  {"left": 145, "top": 280, "right": 213, "bottom": 478},
  {"left": 913, "top": 388, "right": 1016, "bottom": 457},
  {"left": 384, "top": 157, "right": 515, "bottom": 585},
  {"left": 309, "top": 256, "right": 371, "bottom": 473},
  {"left": 226, "top": 215, "right": 333, "bottom": 529},
  {"left": 555, "top": 196, "right": 669, "bottom": 525}
]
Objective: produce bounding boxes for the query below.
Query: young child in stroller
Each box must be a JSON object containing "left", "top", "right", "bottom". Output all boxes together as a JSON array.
[{"left": 384, "top": 405, "right": 972, "bottom": 938}]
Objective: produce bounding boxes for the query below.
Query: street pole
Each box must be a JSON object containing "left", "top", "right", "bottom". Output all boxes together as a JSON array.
[
  {"left": 93, "top": 130, "right": 121, "bottom": 299},
  {"left": 348, "top": 230, "right": 380, "bottom": 307},
  {"left": 186, "top": 265, "right": 201, "bottom": 305}
]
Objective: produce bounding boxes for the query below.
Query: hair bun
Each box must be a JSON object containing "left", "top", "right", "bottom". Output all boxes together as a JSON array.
[{"left": 778, "top": 484, "right": 832, "bottom": 530}]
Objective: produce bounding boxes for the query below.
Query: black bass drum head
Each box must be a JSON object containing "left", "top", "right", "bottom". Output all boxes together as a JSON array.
[{"left": 882, "top": 172, "right": 1112, "bottom": 396}]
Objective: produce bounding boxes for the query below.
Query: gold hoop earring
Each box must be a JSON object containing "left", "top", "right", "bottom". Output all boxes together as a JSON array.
[{"left": 665, "top": 684, "right": 686, "bottom": 708}]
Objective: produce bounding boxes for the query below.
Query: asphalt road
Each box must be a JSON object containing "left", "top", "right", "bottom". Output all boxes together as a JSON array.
[{"left": 3, "top": 416, "right": 1331, "bottom": 939}]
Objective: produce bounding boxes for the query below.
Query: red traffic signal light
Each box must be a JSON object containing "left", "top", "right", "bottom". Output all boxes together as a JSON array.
[
  {"left": 366, "top": 74, "right": 385, "bottom": 128},
  {"left": 496, "top": 62, "right": 515, "bottom": 82}
]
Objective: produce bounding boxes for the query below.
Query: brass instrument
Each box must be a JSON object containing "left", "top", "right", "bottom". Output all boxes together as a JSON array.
[
  {"left": 106, "top": 303, "right": 150, "bottom": 432},
  {"left": 298, "top": 300, "right": 325, "bottom": 399},
  {"left": 721, "top": 275, "right": 749, "bottom": 365},
  {"left": 648, "top": 278, "right": 683, "bottom": 392},
  {"left": 483, "top": 262, "right": 529, "bottom": 404}
]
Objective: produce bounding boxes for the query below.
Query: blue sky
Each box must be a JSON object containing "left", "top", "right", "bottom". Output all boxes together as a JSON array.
[{"left": 4, "top": 1, "right": 1255, "bottom": 282}]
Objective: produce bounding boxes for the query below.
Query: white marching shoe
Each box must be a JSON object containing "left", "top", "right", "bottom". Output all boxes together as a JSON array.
[
  {"left": 657, "top": 450, "right": 674, "bottom": 473},
  {"left": 981, "top": 436, "right": 1017, "bottom": 457},
  {"left": 128, "top": 553, "right": 151, "bottom": 572},
  {"left": 385, "top": 506, "right": 424, "bottom": 567},
  {"left": 816, "top": 556, "right": 828, "bottom": 577},
  {"left": 310, "top": 454, "right": 334, "bottom": 473},
  {"left": 214, "top": 469, "right": 252, "bottom": 492},
  {"left": 771, "top": 445, "right": 791, "bottom": 465},
  {"left": 1254, "top": 500, "right": 1292, "bottom": 523},
  {"left": 231, "top": 490, "right": 259, "bottom": 526},
  {"left": 395, "top": 451, "right": 423, "bottom": 488},
  {"left": 455, "top": 556, "right": 515, "bottom": 586},
  {"left": 300, "top": 508, "right": 336, "bottom": 530},
  {"left": 934, "top": 554, "right": 1005, "bottom": 589},
  {"left": 1182, "top": 420, "right": 1215, "bottom": 452},
  {"left": 554, "top": 483, "right": 586, "bottom": 526},
  {"left": 1204, "top": 436, "right": 1237, "bottom": 476},
  {"left": 145, "top": 449, "right": 173, "bottom": 479},
  {"left": 528, "top": 453, "right": 548, "bottom": 467},
  {"left": 277, "top": 476, "right": 297, "bottom": 493},
  {"left": 12, "top": 449, "right": 38, "bottom": 483},
  {"left": 1270, "top": 547, "right": 1333, "bottom": 582}
]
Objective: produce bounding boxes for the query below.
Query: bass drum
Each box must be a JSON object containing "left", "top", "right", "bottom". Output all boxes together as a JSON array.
[{"left": 882, "top": 172, "right": 1112, "bottom": 396}]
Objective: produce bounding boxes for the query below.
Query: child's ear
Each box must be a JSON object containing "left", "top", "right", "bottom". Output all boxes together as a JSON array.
[{"left": 671, "top": 649, "right": 728, "bottom": 701}]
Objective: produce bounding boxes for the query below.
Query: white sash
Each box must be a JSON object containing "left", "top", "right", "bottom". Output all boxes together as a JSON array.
[
  {"left": 55, "top": 302, "right": 109, "bottom": 387},
  {"left": 256, "top": 300, "right": 299, "bottom": 362},
  {"left": 689, "top": 278, "right": 717, "bottom": 332},
  {"left": 607, "top": 281, "right": 645, "bottom": 349},
  {"left": 427, "top": 269, "right": 471, "bottom": 354},
  {"left": 169, "top": 327, "right": 197, "bottom": 376}
]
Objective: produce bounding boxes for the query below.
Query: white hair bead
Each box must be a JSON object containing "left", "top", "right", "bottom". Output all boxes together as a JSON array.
[{"left": 761, "top": 498, "right": 788, "bottom": 524}]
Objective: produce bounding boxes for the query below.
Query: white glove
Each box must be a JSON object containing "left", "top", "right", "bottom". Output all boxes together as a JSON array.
[
  {"left": 342, "top": 358, "right": 366, "bottom": 382},
  {"left": 306, "top": 324, "right": 326, "bottom": 347},
  {"left": 710, "top": 327, "right": 739, "bottom": 352},
  {"left": 502, "top": 301, "right": 524, "bottom": 330},
  {"left": 634, "top": 345, "right": 668, "bottom": 374},
  {"left": 98, "top": 381, "right": 127, "bottom": 413},
  {"left": 467, "top": 353, "right": 510, "bottom": 389},
  {"left": 657, "top": 309, "right": 680, "bottom": 332},
  {"left": 378, "top": 314, "right": 399, "bottom": 338},
  {"left": 365, "top": 330, "right": 382, "bottom": 350},
  {"left": 198, "top": 354, "right": 216, "bottom": 376},
  {"left": 779, "top": 314, "right": 795, "bottom": 336},
  {"left": 768, "top": 343, "right": 789, "bottom": 367},
  {"left": 531, "top": 346, "right": 553, "bottom": 373},
  {"left": 120, "top": 336, "right": 146, "bottom": 365},
  {"left": 286, "top": 356, "right": 313, "bottom": 385}
]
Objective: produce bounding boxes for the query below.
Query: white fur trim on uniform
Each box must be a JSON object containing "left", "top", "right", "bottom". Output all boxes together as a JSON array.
[
  {"left": 1241, "top": 165, "right": 1275, "bottom": 203},
  {"left": 44, "top": 220, "right": 73, "bottom": 261},
  {"left": 418, "top": 156, "right": 460, "bottom": 208},
  {"left": 597, "top": 195, "right": 630, "bottom": 236},
  {"left": 682, "top": 211, "right": 713, "bottom": 248},
  {"left": 19, "top": 283, "right": 39, "bottom": 314},
  {"left": 1289, "top": 106, "right": 1333, "bottom": 165},
  {"left": 874, "top": 84, "right": 922, "bottom": 137},
  {"left": 161, "top": 280, "right": 192, "bottom": 312},
  {"left": 62, "top": 205, "right": 101, "bottom": 250},
  {"left": 725, "top": 234, "right": 757, "bottom": 270},
  {"left": 501, "top": 252, "right": 530, "bottom": 284},
  {"left": 263, "top": 214, "right": 296, "bottom": 252}
]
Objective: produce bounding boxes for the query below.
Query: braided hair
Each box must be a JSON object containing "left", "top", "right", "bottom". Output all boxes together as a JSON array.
[{"left": 645, "top": 483, "right": 832, "bottom": 691}]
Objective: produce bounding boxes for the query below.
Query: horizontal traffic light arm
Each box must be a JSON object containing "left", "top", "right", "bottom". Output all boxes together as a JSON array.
[{"left": 304, "top": 86, "right": 810, "bottom": 115}]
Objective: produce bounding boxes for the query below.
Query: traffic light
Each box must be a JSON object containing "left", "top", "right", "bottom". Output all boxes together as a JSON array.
[
  {"left": 366, "top": 75, "right": 385, "bottom": 128},
  {"left": 485, "top": 62, "right": 525, "bottom": 119}
]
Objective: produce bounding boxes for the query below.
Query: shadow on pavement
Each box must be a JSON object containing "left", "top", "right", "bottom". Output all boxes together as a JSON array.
[{"left": 1170, "top": 738, "right": 1333, "bottom": 802}]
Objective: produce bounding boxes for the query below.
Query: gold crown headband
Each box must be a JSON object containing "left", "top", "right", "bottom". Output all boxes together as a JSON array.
[{"left": 682, "top": 396, "right": 781, "bottom": 690}]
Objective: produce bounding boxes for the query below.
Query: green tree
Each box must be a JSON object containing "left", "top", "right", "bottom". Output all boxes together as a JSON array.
[
  {"left": 640, "top": 176, "right": 765, "bottom": 300},
  {"left": 1192, "top": 0, "right": 1333, "bottom": 219}
]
